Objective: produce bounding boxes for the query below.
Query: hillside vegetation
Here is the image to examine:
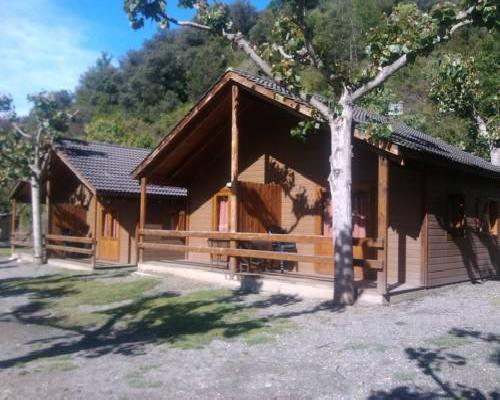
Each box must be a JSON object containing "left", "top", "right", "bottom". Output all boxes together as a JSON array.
[{"left": 0, "top": 0, "right": 497, "bottom": 212}]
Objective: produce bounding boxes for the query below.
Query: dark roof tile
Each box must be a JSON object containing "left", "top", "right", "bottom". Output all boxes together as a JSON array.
[{"left": 54, "top": 138, "right": 186, "bottom": 197}]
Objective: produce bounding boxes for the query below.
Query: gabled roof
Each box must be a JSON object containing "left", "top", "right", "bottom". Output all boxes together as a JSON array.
[
  {"left": 133, "top": 68, "right": 500, "bottom": 179},
  {"left": 54, "top": 138, "right": 187, "bottom": 197},
  {"left": 8, "top": 180, "right": 35, "bottom": 203},
  {"left": 232, "top": 69, "right": 500, "bottom": 175}
]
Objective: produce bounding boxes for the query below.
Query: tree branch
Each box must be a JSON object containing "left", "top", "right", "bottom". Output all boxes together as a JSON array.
[
  {"left": 449, "top": 19, "right": 472, "bottom": 35},
  {"left": 277, "top": 45, "right": 294, "bottom": 60},
  {"left": 472, "top": 110, "right": 494, "bottom": 150},
  {"left": 351, "top": 54, "right": 407, "bottom": 102},
  {"left": 351, "top": 3, "right": 478, "bottom": 103},
  {"left": 12, "top": 123, "right": 33, "bottom": 140},
  {"left": 164, "top": 16, "right": 332, "bottom": 119},
  {"left": 160, "top": 12, "right": 212, "bottom": 31}
]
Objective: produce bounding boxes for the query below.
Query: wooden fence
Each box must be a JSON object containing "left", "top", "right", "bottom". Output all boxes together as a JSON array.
[
  {"left": 10, "top": 233, "right": 97, "bottom": 267},
  {"left": 45, "top": 234, "right": 96, "bottom": 267},
  {"left": 10, "top": 232, "right": 33, "bottom": 248},
  {"left": 138, "top": 229, "right": 384, "bottom": 274}
]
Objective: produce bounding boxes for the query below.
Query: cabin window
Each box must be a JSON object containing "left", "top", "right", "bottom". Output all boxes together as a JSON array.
[
  {"left": 477, "top": 199, "right": 499, "bottom": 235},
  {"left": 446, "top": 194, "right": 466, "bottom": 235},
  {"left": 352, "top": 188, "right": 370, "bottom": 238}
]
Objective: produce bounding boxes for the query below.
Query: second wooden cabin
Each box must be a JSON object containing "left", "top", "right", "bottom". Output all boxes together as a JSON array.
[{"left": 10, "top": 138, "right": 187, "bottom": 267}]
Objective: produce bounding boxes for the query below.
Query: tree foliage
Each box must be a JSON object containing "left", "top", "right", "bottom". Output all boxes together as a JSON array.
[{"left": 430, "top": 53, "right": 499, "bottom": 151}]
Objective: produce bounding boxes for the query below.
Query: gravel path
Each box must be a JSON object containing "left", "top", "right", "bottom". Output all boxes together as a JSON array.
[{"left": 0, "top": 258, "right": 499, "bottom": 399}]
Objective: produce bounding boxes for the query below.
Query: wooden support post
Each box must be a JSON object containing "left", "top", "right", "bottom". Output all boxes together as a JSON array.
[
  {"left": 10, "top": 199, "right": 17, "bottom": 255},
  {"left": 229, "top": 84, "right": 240, "bottom": 275},
  {"left": 139, "top": 177, "right": 147, "bottom": 264},
  {"left": 377, "top": 155, "right": 389, "bottom": 296},
  {"left": 45, "top": 178, "right": 51, "bottom": 262},
  {"left": 91, "top": 194, "right": 98, "bottom": 268}
]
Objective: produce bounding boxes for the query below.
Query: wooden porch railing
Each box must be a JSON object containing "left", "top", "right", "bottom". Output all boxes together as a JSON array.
[
  {"left": 45, "top": 234, "right": 96, "bottom": 267},
  {"left": 138, "top": 229, "right": 384, "bottom": 272},
  {"left": 10, "top": 232, "right": 34, "bottom": 249}
]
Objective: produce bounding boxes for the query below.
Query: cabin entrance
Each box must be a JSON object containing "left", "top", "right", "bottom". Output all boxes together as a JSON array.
[{"left": 98, "top": 206, "right": 120, "bottom": 261}]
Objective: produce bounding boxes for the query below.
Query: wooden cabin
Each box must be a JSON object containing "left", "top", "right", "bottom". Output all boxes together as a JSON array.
[
  {"left": 10, "top": 138, "right": 187, "bottom": 267},
  {"left": 133, "top": 69, "right": 499, "bottom": 295}
]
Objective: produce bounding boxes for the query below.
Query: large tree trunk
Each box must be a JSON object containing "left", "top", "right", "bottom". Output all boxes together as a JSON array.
[
  {"left": 329, "top": 93, "right": 355, "bottom": 305},
  {"left": 30, "top": 175, "right": 43, "bottom": 265}
]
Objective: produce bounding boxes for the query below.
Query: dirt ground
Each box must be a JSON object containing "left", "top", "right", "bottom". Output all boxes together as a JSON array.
[{"left": 0, "top": 258, "right": 499, "bottom": 399}]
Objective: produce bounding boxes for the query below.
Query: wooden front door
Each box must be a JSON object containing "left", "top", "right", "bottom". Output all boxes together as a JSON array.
[{"left": 98, "top": 206, "right": 120, "bottom": 261}]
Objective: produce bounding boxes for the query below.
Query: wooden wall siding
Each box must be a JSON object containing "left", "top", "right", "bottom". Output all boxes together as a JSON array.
[
  {"left": 238, "top": 154, "right": 266, "bottom": 183},
  {"left": 238, "top": 182, "right": 281, "bottom": 233},
  {"left": 142, "top": 199, "right": 187, "bottom": 263},
  {"left": 246, "top": 102, "right": 327, "bottom": 275},
  {"left": 426, "top": 168, "right": 500, "bottom": 287},
  {"left": 183, "top": 94, "right": 386, "bottom": 277},
  {"left": 386, "top": 164, "right": 424, "bottom": 287},
  {"left": 187, "top": 150, "right": 230, "bottom": 264},
  {"left": 52, "top": 203, "right": 89, "bottom": 236}
]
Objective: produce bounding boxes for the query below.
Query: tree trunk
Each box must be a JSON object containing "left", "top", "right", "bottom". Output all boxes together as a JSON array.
[
  {"left": 491, "top": 147, "right": 500, "bottom": 167},
  {"left": 30, "top": 174, "right": 43, "bottom": 265},
  {"left": 329, "top": 92, "right": 355, "bottom": 305},
  {"left": 473, "top": 111, "right": 498, "bottom": 166}
]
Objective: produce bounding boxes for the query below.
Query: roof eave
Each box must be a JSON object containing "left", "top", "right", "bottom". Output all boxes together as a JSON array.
[{"left": 53, "top": 149, "right": 97, "bottom": 194}]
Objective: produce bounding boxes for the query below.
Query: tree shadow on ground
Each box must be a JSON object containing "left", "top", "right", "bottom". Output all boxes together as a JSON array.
[
  {"left": 368, "top": 328, "right": 500, "bottom": 399},
  {"left": 0, "top": 274, "right": 344, "bottom": 370}
]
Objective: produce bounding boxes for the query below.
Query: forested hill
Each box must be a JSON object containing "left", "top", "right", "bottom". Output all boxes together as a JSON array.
[{"left": 71, "top": 0, "right": 499, "bottom": 158}]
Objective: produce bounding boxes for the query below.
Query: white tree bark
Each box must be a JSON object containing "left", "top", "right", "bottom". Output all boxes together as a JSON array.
[
  {"left": 329, "top": 90, "right": 355, "bottom": 304},
  {"left": 491, "top": 147, "right": 500, "bottom": 167},
  {"left": 473, "top": 111, "right": 499, "bottom": 166},
  {"left": 30, "top": 173, "right": 43, "bottom": 264}
]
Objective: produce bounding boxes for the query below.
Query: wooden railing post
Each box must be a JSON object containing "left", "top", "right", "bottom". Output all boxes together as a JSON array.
[
  {"left": 229, "top": 84, "right": 240, "bottom": 275},
  {"left": 91, "top": 238, "right": 97, "bottom": 269},
  {"left": 45, "top": 178, "right": 51, "bottom": 262},
  {"left": 91, "top": 194, "right": 98, "bottom": 268},
  {"left": 377, "top": 155, "right": 389, "bottom": 296},
  {"left": 10, "top": 199, "right": 16, "bottom": 255},
  {"left": 139, "top": 177, "right": 147, "bottom": 263}
]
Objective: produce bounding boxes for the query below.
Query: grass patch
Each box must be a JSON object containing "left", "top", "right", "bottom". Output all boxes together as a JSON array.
[
  {"left": 119, "top": 289, "right": 297, "bottom": 349},
  {"left": 57, "top": 278, "right": 159, "bottom": 307},
  {"left": 343, "top": 342, "right": 388, "bottom": 352},
  {"left": 28, "top": 356, "right": 79, "bottom": 373},
  {"left": 40, "top": 360, "right": 79, "bottom": 372},
  {"left": 489, "top": 296, "right": 500, "bottom": 306},
  {"left": 6, "top": 272, "right": 297, "bottom": 350},
  {"left": 393, "top": 371, "right": 416, "bottom": 382},
  {"left": 125, "top": 369, "right": 163, "bottom": 389},
  {"left": 4, "top": 273, "right": 159, "bottom": 330},
  {"left": 426, "top": 335, "right": 471, "bottom": 349},
  {"left": 0, "top": 247, "right": 11, "bottom": 257}
]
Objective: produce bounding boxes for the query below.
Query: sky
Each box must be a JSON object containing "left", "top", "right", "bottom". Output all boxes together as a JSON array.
[{"left": 0, "top": 0, "right": 269, "bottom": 116}]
